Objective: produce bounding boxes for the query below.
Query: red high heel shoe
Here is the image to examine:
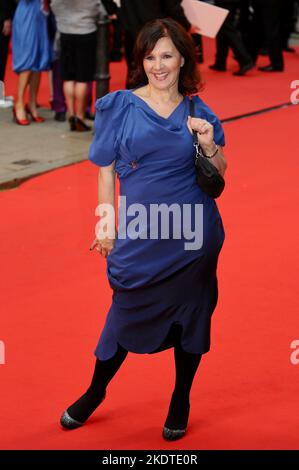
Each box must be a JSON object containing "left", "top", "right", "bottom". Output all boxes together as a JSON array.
[
  {"left": 25, "top": 104, "right": 45, "bottom": 123},
  {"left": 12, "top": 107, "right": 30, "bottom": 126}
]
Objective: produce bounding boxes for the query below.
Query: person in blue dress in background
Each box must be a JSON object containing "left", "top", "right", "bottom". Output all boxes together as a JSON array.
[
  {"left": 60, "top": 18, "right": 227, "bottom": 441},
  {"left": 12, "top": 0, "right": 51, "bottom": 125}
]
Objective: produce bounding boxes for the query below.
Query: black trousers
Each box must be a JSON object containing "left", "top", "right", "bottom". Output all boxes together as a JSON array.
[
  {"left": 110, "top": 17, "right": 123, "bottom": 54},
  {"left": 0, "top": 22, "right": 10, "bottom": 82},
  {"left": 214, "top": 1, "right": 251, "bottom": 67},
  {"left": 250, "top": 0, "right": 284, "bottom": 68},
  {"left": 281, "top": 0, "right": 296, "bottom": 48}
]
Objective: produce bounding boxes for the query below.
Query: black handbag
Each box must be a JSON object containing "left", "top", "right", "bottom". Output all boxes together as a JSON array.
[{"left": 189, "top": 98, "right": 225, "bottom": 198}]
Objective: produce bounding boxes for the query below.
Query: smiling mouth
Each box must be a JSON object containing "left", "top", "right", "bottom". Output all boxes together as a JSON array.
[{"left": 153, "top": 73, "right": 168, "bottom": 81}]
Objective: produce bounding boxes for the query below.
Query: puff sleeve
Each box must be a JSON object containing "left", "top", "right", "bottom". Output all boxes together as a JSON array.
[
  {"left": 89, "top": 90, "right": 129, "bottom": 167},
  {"left": 194, "top": 96, "right": 225, "bottom": 147}
]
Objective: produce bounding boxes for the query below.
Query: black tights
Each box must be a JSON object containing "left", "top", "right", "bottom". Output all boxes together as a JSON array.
[
  {"left": 67, "top": 344, "right": 128, "bottom": 422},
  {"left": 165, "top": 345, "right": 202, "bottom": 430},
  {"left": 67, "top": 343, "right": 201, "bottom": 429}
]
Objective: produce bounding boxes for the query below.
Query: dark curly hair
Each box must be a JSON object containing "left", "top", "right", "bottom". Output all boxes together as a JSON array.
[{"left": 128, "top": 18, "right": 203, "bottom": 95}]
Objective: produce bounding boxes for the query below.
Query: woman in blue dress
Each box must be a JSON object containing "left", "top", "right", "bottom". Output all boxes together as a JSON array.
[
  {"left": 12, "top": 0, "right": 51, "bottom": 124},
  {"left": 60, "top": 18, "right": 227, "bottom": 441}
]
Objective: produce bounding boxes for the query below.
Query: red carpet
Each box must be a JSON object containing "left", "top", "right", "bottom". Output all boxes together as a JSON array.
[{"left": 1, "top": 40, "right": 299, "bottom": 450}]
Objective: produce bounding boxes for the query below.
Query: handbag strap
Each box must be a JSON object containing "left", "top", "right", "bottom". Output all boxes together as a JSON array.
[{"left": 189, "top": 98, "right": 203, "bottom": 158}]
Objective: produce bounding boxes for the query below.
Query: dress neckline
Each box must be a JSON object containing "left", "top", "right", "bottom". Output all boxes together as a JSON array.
[{"left": 130, "top": 90, "right": 186, "bottom": 121}]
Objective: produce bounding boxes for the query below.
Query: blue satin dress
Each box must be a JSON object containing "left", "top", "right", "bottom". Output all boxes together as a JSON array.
[
  {"left": 89, "top": 90, "right": 225, "bottom": 360},
  {"left": 12, "top": 0, "right": 51, "bottom": 73}
]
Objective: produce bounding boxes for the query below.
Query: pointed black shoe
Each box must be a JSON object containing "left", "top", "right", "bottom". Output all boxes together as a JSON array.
[
  {"left": 60, "top": 410, "right": 84, "bottom": 429},
  {"left": 258, "top": 65, "right": 284, "bottom": 72},
  {"left": 162, "top": 399, "right": 190, "bottom": 441},
  {"left": 60, "top": 390, "right": 106, "bottom": 430},
  {"left": 233, "top": 61, "right": 254, "bottom": 76}
]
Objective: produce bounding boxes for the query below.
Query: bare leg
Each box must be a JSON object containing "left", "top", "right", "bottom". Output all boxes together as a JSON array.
[
  {"left": 15, "top": 70, "right": 31, "bottom": 120},
  {"left": 74, "top": 81, "right": 88, "bottom": 120},
  {"left": 28, "top": 72, "right": 42, "bottom": 117},
  {"left": 63, "top": 80, "right": 75, "bottom": 117}
]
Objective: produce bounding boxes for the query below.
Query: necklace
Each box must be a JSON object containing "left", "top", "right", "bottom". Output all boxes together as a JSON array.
[{"left": 145, "top": 86, "right": 182, "bottom": 106}]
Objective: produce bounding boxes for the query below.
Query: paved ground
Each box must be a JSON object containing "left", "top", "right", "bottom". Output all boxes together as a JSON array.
[{"left": 0, "top": 107, "right": 93, "bottom": 190}]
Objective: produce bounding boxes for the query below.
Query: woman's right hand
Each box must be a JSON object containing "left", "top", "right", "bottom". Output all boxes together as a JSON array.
[{"left": 90, "top": 237, "right": 115, "bottom": 258}]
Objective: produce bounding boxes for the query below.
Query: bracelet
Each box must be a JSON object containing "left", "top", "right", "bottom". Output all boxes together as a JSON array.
[{"left": 202, "top": 144, "right": 219, "bottom": 159}]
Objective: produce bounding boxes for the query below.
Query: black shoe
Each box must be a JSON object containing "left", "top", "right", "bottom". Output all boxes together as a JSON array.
[
  {"left": 60, "top": 390, "right": 106, "bottom": 430},
  {"left": 68, "top": 116, "right": 77, "bottom": 131},
  {"left": 283, "top": 46, "right": 295, "bottom": 53},
  {"left": 233, "top": 61, "right": 254, "bottom": 76},
  {"left": 54, "top": 111, "right": 66, "bottom": 122},
  {"left": 209, "top": 64, "right": 226, "bottom": 71},
  {"left": 60, "top": 410, "right": 84, "bottom": 430},
  {"left": 85, "top": 111, "right": 95, "bottom": 121},
  {"left": 75, "top": 117, "right": 92, "bottom": 132},
  {"left": 162, "top": 396, "right": 190, "bottom": 441},
  {"left": 258, "top": 65, "right": 284, "bottom": 72}
]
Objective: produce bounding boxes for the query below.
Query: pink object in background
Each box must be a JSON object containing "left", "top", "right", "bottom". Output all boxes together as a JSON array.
[{"left": 182, "top": 0, "right": 229, "bottom": 38}]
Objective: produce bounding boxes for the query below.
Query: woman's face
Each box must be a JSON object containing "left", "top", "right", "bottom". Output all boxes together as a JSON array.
[{"left": 143, "top": 36, "right": 184, "bottom": 91}]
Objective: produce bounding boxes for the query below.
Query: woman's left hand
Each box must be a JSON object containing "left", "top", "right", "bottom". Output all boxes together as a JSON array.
[
  {"left": 187, "top": 116, "right": 227, "bottom": 177},
  {"left": 187, "top": 116, "right": 214, "bottom": 150}
]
